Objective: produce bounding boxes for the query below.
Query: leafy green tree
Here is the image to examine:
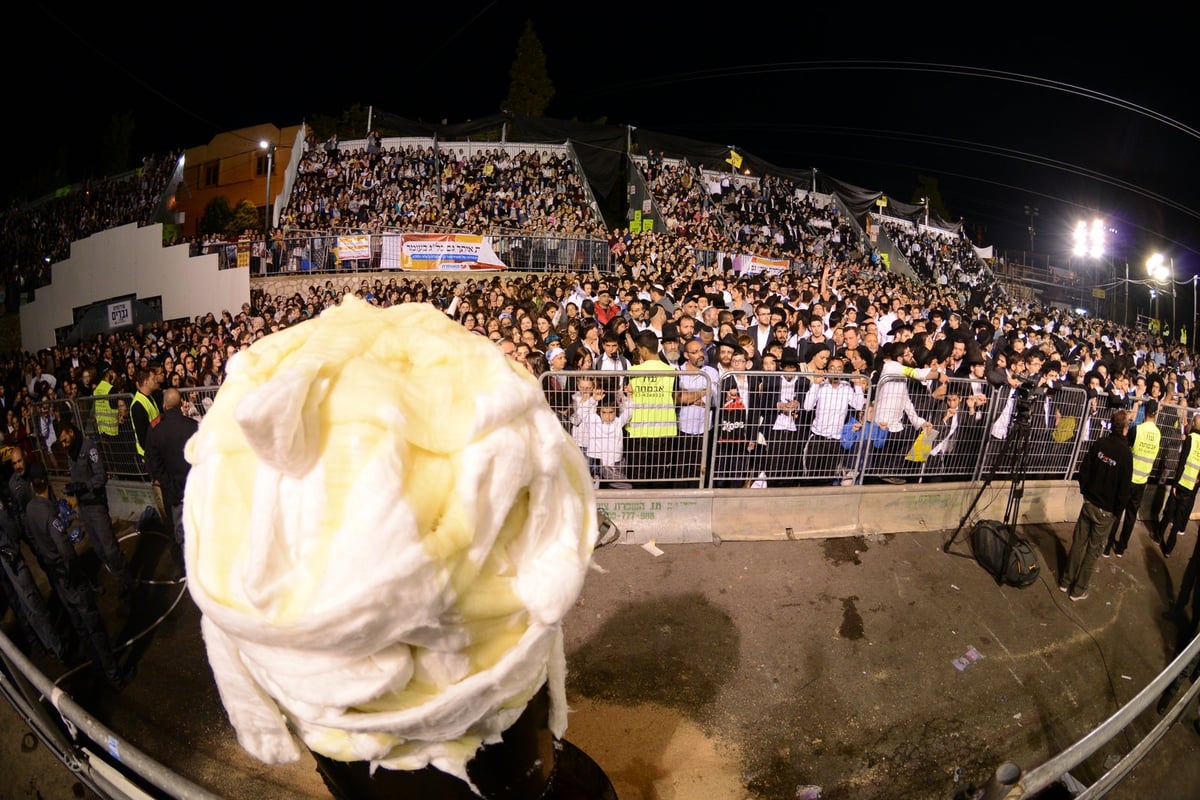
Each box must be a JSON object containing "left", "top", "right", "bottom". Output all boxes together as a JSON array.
[
  {"left": 502, "top": 20, "right": 554, "bottom": 117},
  {"left": 228, "top": 198, "right": 263, "bottom": 237},
  {"left": 309, "top": 104, "right": 374, "bottom": 142},
  {"left": 199, "top": 196, "right": 234, "bottom": 237}
]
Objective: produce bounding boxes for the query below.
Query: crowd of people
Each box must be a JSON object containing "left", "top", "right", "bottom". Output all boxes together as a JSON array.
[
  {"left": 0, "top": 151, "right": 181, "bottom": 303},
  {"left": 281, "top": 136, "right": 608, "bottom": 240},
  {"left": 0, "top": 129, "right": 1197, "bottom": 750}
]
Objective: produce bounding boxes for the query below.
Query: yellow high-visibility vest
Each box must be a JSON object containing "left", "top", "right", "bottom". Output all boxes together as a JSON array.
[
  {"left": 626, "top": 363, "right": 677, "bottom": 438},
  {"left": 1179, "top": 431, "right": 1200, "bottom": 491},
  {"left": 1129, "top": 421, "right": 1160, "bottom": 485}
]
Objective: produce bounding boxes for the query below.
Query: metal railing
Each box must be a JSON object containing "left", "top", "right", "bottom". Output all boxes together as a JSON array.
[
  {"left": 30, "top": 388, "right": 219, "bottom": 483},
  {"left": 540, "top": 369, "right": 1191, "bottom": 490},
  {"left": 198, "top": 230, "right": 615, "bottom": 276}
]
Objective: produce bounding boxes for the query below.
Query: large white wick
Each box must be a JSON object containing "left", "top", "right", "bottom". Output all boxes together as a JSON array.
[{"left": 184, "top": 296, "right": 597, "bottom": 790}]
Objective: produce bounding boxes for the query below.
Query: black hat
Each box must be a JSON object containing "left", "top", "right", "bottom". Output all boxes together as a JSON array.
[
  {"left": 26, "top": 462, "right": 47, "bottom": 483},
  {"left": 661, "top": 323, "right": 680, "bottom": 342},
  {"left": 596, "top": 285, "right": 612, "bottom": 296},
  {"left": 719, "top": 333, "right": 741, "bottom": 349},
  {"left": 780, "top": 347, "right": 801, "bottom": 367}
]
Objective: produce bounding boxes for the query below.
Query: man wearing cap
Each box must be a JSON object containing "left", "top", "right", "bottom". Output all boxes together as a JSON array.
[
  {"left": 1105, "top": 398, "right": 1162, "bottom": 558},
  {"left": 60, "top": 420, "right": 135, "bottom": 598},
  {"left": 23, "top": 462, "right": 131, "bottom": 688},
  {"left": 648, "top": 284, "right": 675, "bottom": 317},
  {"left": 658, "top": 324, "right": 684, "bottom": 368},
  {"left": 764, "top": 348, "right": 807, "bottom": 486},
  {"left": 0, "top": 487, "right": 66, "bottom": 661},
  {"left": 714, "top": 334, "right": 740, "bottom": 377}
]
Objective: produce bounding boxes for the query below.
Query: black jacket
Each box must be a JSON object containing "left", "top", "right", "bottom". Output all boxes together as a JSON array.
[
  {"left": 145, "top": 408, "right": 199, "bottom": 506},
  {"left": 1078, "top": 432, "right": 1133, "bottom": 513}
]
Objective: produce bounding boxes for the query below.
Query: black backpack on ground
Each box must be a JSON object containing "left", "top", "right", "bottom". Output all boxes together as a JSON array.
[{"left": 969, "top": 519, "right": 1040, "bottom": 588}]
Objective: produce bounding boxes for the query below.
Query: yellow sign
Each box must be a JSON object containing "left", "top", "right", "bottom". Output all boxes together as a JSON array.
[
  {"left": 1091, "top": 288, "right": 1106, "bottom": 299},
  {"left": 876, "top": 196, "right": 888, "bottom": 208}
]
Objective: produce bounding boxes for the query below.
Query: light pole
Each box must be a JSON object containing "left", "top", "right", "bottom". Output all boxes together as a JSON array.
[
  {"left": 1124, "top": 261, "right": 1130, "bottom": 327},
  {"left": 1147, "top": 252, "right": 1174, "bottom": 340},
  {"left": 1024, "top": 204, "right": 1039, "bottom": 258},
  {"left": 259, "top": 139, "right": 275, "bottom": 234},
  {"left": 1071, "top": 218, "right": 1105, "bottom": 317}
]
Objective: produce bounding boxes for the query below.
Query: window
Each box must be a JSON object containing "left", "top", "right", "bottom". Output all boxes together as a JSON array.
[
  {"left": 203, "top": 163, "right": 219, "bottom": 186},
  {"left": 256, "top": 154, "right": 272, "bottom": 177}
]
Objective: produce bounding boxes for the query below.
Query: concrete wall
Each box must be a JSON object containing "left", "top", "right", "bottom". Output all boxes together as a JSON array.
[
  {"left": 597, "top": 480, "right": 1093, "bottom": 545},
  {"left": 20, "top": 222, "right": 250, "bottom": 352}
]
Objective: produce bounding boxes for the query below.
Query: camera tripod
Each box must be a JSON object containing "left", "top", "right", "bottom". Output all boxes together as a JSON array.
[{"left": 944, "top": 394, "right": 1035, "bottom": 553}]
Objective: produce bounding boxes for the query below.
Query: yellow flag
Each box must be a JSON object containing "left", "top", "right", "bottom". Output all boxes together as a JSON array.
[{"left": 726, "top": 149, "right": 743, "bottom": 169}]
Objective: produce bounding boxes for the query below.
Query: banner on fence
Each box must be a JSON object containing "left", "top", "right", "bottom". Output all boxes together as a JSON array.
[
  {"left": 336, "top": 234, "right": 371, "bottom": 262},
  {"left": 381, "top": 233, "right": 508, "bottom": 271},
  {"left": 732, "top": 253, "right": 790, "bottom": 276}
]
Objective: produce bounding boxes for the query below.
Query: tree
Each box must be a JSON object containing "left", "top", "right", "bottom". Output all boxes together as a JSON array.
[
  {"left": 502, "top": 20, "right": 554, "bottom": 117},
  {"left": 199, "top": 196, "right": 234, "bottom": 237},
  {"left": 228, "top": 199, "right": 262, "bottom": 237},
  {"left": 309, "top": 104, "right": 373, "bottom": 142}
]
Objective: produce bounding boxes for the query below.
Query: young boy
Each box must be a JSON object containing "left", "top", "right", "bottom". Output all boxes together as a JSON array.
[{"left": 572, "top": 388, "right": 632, "bottom": 488}]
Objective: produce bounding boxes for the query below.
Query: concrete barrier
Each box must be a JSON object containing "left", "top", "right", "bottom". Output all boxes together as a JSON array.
[{"left": 597, "top": 479, "right": 1094, "bottom": 544}]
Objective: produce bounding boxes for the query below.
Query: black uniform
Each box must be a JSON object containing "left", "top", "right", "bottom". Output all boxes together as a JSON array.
[
  {"left": 24, "top": 493, "right": 126, "bottom": 687},
  {"left": 0, "top": 505, "right": 64, "bottom": 658},
  {"left": 66, "top": 434, "right": 133, "bottom": 595}
]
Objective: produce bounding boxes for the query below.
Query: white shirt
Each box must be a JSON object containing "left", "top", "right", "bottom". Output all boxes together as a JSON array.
[
  {"left": 677, "top": 364, "right": 719, "bottom": 434},
  {"left": 803, "top": 379, "right": 866, "bottom": 438},
  {"left": 874, "top": 360, "right": 931, "bottom": 432},
  {"left": 574, "top": 400, "right": 632, "bottom": 466}
]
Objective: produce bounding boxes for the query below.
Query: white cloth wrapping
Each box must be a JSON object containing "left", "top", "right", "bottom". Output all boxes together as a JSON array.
[{"left": 184, "top": 297, "right": 596, "bottom": 792}]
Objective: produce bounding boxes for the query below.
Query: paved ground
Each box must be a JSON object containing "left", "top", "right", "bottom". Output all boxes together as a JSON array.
[{"left": 3, "top": 517, "right": 1200, "bottom": 800}]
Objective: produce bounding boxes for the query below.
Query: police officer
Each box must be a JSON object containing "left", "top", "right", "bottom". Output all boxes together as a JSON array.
[
  {"left": 1105, "top": 398, "right": 1163, "bottom": 558},
  {"left": 8, "top": 448, "right": 35, "bottom": 528},
  {"left": 0, "top": 495, "right": 65, "bottom": 660},
  {"left": 23, "top": 462, "right": 130, "bottom": 688},
  {"left": 60, "top": 420, "right": 134, "bottom": 597}
]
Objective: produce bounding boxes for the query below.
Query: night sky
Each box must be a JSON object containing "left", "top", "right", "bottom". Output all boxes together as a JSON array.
[{"left": 10, "top": 4, "right": 1197, "bottom": 282}]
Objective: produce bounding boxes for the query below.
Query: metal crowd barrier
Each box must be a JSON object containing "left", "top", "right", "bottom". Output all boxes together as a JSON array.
[
  {"left": 541, "top": 369, "right": 1198, "bottom": 490},
  {"left": 31, "top": 387, "right": 220, "bottom": 484}
]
